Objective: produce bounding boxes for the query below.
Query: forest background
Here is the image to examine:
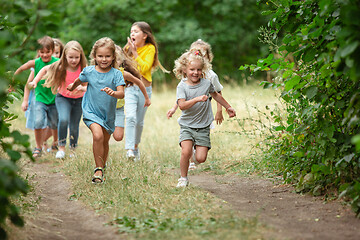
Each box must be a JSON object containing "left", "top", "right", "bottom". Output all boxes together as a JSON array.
[{"left": 2, "top": 0, "right": 360, "bottom": 238}]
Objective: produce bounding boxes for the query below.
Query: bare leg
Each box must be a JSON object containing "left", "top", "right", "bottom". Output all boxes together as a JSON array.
[
  {"left": 102, "top": 128, "right": 111, "bottom": 167},
  {"left": 89, "top": 123, "right": 111, "bottom": 179},
  {"left": 180, "top": 140, "right": 193, "bottom": 178},
  {"left": 194, "top": 145, "right": 208, "bottom": 164},
  {"left": 34, "top": 129, "right": 44, "bottom": 149},
  {"left": 113, "top": 126, "right": 124, "bottom": 141}
]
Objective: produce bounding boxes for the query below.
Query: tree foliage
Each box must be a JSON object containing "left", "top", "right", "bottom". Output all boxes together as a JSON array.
[
  {"left": 241, "top": 0, "right": 360, "bottom": 215},
  {"left": 1, "top": 0, "right": 63, "bottom": 238}
]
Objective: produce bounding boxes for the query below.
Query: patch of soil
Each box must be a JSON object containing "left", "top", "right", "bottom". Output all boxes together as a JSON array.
[
  {"left": 13, "top": 162, "right": 123, "bottom": 240},
  {"left": 190, "top": 172, "right": 360, "bottom": 240}
]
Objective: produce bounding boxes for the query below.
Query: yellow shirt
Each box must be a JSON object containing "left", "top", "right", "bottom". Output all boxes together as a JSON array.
[{"left": 135, "top": 43, "right": 155, "bottom": 82}]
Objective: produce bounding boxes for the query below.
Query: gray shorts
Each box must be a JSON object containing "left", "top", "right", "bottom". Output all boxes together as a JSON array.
[{"left": 179, "top": 125, "right": 211, "bottom": 149}]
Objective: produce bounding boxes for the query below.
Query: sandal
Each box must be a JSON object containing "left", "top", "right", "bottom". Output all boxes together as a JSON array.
[
  {"left": 92, "top": 167, "right": 104, "bottom": 184},
  {"left": 32, "top": 147, "right": 42, "bottom": 158}
]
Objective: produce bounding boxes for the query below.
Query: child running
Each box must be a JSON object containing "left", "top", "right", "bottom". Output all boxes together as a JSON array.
[
  {"left": 67, "top": 37, "right": 125, "bottom": 184},
  {"left": 113, "top": 45, "right": 151, "bottom": 143},
  {"left": 167, "top": 39, "right": 224, "bottom": 124},
  {"left": 29, "top": 40, "right": 88, "bottom": 159},
  {"left": 167, "top": 39, "right": 225, "bottom": 170},
  {"left": 14, "top": 36, "right": 59, "bottom": 157},
  {"left": 123, "top": 21, "right": 168, "bottom": 161},
  {"left": 173, "top": 49, "right": 236, "bottom": 187}
]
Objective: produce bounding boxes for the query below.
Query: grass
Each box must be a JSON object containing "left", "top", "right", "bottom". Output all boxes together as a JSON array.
[{"left": 9, "top": 83, "right": 280, "bottom": 239}]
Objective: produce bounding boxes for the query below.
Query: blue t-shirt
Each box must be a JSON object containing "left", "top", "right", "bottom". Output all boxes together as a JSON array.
[{"left": 79, "top": 66, "right": 125, "bottom": 133}]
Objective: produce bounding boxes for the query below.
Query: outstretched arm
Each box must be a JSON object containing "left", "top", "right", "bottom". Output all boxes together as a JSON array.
[
  {"left": 167, "top": 102, "right": 178, "bottom": 119},
  {"left": 21, "top": 71, "right": 35, "bottom": 112},
  {"left": 14, "top": 60, "right": 36, "bottom": 75},
  {"left": 123, "top": 71, "right": 151, "bottom": 107},
  {"left": 101, "top": 85, "right": 125, "bottom": 99},
  {"left": 210, "top": 91, "right": 236, "bottom": 118},
  {"left": 28, "top": 65, "right": 50, "bottom": 89},
  {"left": 178, "top": 95, "right": 208, "bottom": 110},
  {"left": 215, "top": 91, "right": 224, "bottom": 124},
  {"left": 67, "top": 78, "right": 83, "bottom": 91}
]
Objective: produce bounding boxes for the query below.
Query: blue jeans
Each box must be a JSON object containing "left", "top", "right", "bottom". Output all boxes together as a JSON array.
[
  {"left": 34, "top": 101, "right": 58, "bottom": 129},
  {"left": 124, "top": 85, "right": 152, "bottom": 150},
  {"left": 55, "top": 94, "right": 83, "bottom": 148}
]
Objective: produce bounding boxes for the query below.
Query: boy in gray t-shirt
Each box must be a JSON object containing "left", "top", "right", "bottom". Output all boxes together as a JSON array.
[{"left": 174, "top": 49, "right": 236, "bottom": 187}]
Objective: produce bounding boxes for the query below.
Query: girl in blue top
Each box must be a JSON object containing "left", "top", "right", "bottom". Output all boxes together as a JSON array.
[{"left": 68, "top": 37, "right": 125, "bottom": 184}]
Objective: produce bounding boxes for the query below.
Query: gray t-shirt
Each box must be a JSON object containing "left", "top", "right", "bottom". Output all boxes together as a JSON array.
[{"left": 176, "top": 78, "right": 215, "bottom": 128}]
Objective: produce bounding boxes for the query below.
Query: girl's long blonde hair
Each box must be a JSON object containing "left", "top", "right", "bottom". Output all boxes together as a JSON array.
[
  {"left": 173, "top": 49, "right": 212, "bottom": 80},
  {"left": 44, "top": 40, "right": 87, "bottom": 94},
  {"left": 124, "top": 21, "right": 169, "bottom": 73},
  {"left": 90, "top": 37, "right": 119, "bottom": 68}
]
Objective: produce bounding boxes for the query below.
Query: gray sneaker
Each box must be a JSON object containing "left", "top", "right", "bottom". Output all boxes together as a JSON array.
[{"left": 134, "top": 149, "right": 141, "bottom": 162}]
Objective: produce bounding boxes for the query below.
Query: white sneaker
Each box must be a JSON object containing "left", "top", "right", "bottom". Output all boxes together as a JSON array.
[
  {"left": 176, "top": 177, "right": 189, "bottom": 188},
  {"left": 55, "top": 150, "right": 65, "bottom": 159},
  {"left": 189, "top": 162, "right": 197, "bottom": 170},
  {"left": 126, "top": 149, "right": 135, "bottom": 161}
]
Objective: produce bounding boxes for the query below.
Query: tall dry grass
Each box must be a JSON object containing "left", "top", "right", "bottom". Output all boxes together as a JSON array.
[{"left": 10, "top": 83, "right": 280, "bottom": 239}]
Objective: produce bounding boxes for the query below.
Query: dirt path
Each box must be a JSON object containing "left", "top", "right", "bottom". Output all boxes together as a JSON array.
[
  {"left": 12, "top": 162, "right": 360, "bottom": 240},
  {"left": 14, "top": 163, "right": 123, "bottom": 240},
  {"left": 190, "top": 173, "right": 360, "bottom": 240}
]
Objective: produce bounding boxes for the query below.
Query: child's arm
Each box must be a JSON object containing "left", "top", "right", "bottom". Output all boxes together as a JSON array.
[
  {"left": 21, "top": 71, "right": 35, "bottom": 112},
  {"left": 101, "top": 85, "right": 125, "bottom": 99},
  {"left": 67, "top": 78, "right": 83, "bottom": 91},
  {"left": 210, "top": 92, "right": 236, "bottom": 118},
  {"left": 167, "top": 102, "right": 178, "bottom": 119},
  {"left": 28, "top": 65, "right": 50, "bottom": 89},
  {"left": 123, "top": 71, "right": 151, "bottom": 107},
  {"left": 215, "top": 91, "right": 224, "bottom": 124},
  {"left": 14, "top": 60, "right": 36, "bottom": 75},
  {"left": 178, "top": 95, "right": 209, "bottom": 110}
]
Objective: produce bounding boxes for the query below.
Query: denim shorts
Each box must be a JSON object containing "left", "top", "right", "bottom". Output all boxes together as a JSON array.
[
  {"left": 179, "top": 125, "right": 211, "bottom": 149},
  {"left": 115, "top": 107, "right": 125, "bottom": 128},
  {"left": 33, "top": 101, "right": 58, "bottom": 129}
]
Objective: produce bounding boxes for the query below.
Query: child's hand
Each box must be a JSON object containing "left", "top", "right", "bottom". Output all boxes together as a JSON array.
[
  {"left": 226, "top": 107, "right": 236, "bottom": 118},
  {"left": 215, "top": 111, "right": 224, "bottom": 125},
  {"left": 196, "top": 95, "right": 208, "bottom": 102},
  {"left": 28, "top": 82, "right": 36, "bottom": 89},
  {"left": 21, "top": 101, "right": 28, "bottom": 112},
  {"left": 101, "top": 87, "right": 115, "bottom": 96},
  {"left": 144, "top": 98, "right": 151, "bottom": 107},
  {"left": 67, "top": 83, "right": 75, "bottom": 91},
  {"left": 167, "top": 108, "right": 176, "bottom": 119}
]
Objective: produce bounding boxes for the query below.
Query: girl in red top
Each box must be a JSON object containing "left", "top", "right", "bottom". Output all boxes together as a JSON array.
[{"left": 30, "top": 40, "right": 88, "bottom": 159}]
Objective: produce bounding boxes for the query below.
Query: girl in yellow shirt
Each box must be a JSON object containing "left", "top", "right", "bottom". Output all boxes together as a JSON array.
[{"left": 124, "top": 21, "right": 168, "bottom": 161}]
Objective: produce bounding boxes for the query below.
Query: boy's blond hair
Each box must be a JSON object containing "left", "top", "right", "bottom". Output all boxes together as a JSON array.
[{"left": 173, "top": 49, "right": 212, "bottom": 80}]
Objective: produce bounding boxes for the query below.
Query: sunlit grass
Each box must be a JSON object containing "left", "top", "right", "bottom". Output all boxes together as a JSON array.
[{"left": 10, "top": 83, "right": 280, "bottom": 239}]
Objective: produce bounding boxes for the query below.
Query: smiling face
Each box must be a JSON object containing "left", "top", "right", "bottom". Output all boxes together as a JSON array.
[
  {"left": 39, "top": 47, "right": 54, "bottom": 63},
  {"left": 130, "top": 25, "right": 147, "bottom": 48},
  {"left": 185, "top": 59, "right": 203, "bottom": 85},
  {"left": 66, "top": 49, "right": 81, "bottom": 71},
  {"left": 95, "top": 46, "right": 114, "bottom": 72}
]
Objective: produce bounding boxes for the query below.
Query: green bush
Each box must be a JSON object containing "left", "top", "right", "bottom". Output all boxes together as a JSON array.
[{"left": 241, "top": 0, "right": 360, "bottom": 215}]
